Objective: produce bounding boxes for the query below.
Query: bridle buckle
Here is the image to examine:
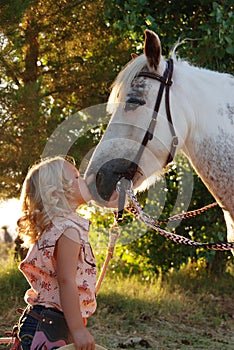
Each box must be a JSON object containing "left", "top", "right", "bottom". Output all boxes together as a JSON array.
[{"left": 172, "top": 136, "right": 179, "bottom": 147}]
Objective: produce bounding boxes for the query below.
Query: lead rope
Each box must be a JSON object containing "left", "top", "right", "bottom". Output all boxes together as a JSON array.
[
  {"left": 95, "top": 178, "right": 130, "bottom": 294},
  {"left": 126, "top": 201, "right": 218, "bottom": 225},
  {"left": 125, "top": 183, "right": 234, "bottom": 251},
  {"left": 95, "top": 177, "right": 234, "bottom": 294},
  {"left": 95, "top": 222, "right": 120, "bottom": 294}
]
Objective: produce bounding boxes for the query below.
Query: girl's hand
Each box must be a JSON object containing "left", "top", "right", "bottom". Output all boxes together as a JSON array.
[{"left": 73, "top": 327, "right": 95, "bottom": 350}]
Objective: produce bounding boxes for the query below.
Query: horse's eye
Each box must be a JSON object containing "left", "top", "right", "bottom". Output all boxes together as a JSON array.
[{"left": 125, "top": 96, "right": 146, "bottom": 111}]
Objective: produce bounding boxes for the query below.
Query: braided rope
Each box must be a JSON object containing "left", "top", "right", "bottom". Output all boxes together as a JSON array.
[
  {"left": 95, "top": 225, "right": 121, "bottom": 294},
  {"left": 155, "top": 202, "right": 218, "bottom": 224},
  {"left": 126, "top": 188, "right": 234, "bottom": 251},
  {"left": 126, "top": 202, "right": 218, "bottom": 225}
]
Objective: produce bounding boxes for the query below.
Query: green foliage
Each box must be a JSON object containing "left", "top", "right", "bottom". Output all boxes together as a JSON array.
[
  {"left": 196, "top": 1, "right": 234, "bottom": 71},
  {"left": 0, "top": 0, "right": 132, "bottom": 198},
  {"left": 0, "top": 247, "right": 28, "bottom": 314},
  {"left": 103, "top": 0, "right": 234, "bottom": 73}
]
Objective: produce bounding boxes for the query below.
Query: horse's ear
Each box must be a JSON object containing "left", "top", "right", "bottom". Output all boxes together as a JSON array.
[
  {"left": 144, "top": 29, "right": 161, "bottom": 71},
  {"left": 131, "top": 53, "right": 138, "bottom": 60}
]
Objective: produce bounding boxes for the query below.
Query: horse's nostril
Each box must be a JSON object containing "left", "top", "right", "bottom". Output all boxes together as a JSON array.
[{"left": 95, "top": 158, "right": 139, "bottom": 201}]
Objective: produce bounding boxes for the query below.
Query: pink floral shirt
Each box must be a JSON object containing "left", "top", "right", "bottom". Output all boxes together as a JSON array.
[{"left": 19, "top": 213, "right": 97, "bottom": 318}]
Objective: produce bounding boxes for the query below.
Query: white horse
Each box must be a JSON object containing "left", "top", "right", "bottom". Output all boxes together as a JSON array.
[{"left": 85, "top": 30, "right": 234, "bottom": 248}]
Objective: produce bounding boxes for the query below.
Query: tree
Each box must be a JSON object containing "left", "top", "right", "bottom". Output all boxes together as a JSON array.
[{"left": 0, "top": 0, "right": 132, "bottom": 198}]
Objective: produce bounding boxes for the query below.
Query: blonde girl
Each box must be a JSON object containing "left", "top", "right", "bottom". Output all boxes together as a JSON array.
[{"left": 17, "top": 156, "right": 96, "bottom": 350}]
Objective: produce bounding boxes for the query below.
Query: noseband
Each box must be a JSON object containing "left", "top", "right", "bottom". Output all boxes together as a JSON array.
[{"left": 133, "top": 58, "right": 178, "bottom": 168}]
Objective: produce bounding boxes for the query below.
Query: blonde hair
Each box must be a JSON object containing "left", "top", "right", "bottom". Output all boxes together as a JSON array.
[{"left": 17, "top": 156, "right": 75, "bottom": 246}]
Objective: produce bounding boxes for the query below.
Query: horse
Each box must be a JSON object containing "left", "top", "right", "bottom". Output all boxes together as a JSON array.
[{"left": 85, "top": 29, "right": 234, "bottom": 249}]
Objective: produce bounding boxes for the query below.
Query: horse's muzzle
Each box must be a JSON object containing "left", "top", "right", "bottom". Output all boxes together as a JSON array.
[{"left": 88, "top": 158, "right": 138, "bottom": 202}]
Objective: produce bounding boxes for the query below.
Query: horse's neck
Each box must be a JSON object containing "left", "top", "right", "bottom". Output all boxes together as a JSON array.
[
  {"left": 184, "top": 134, "right": 234, "bottom": 208},
  {"left": 175, "top": 63, "right": 233, "bottom": 136},
  {"left": 177, "top": 63, "right": 234, "bottom": 216}
]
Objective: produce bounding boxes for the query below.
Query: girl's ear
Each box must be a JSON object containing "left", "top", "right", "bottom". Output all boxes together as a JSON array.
[{"left": 144, "top": 29, "right": 161, "bottom": 71}]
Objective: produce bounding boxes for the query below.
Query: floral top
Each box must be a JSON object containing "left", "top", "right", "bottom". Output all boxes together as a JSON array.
[{"left": 19, "top": 213, "right": 97, "bottom": 318}]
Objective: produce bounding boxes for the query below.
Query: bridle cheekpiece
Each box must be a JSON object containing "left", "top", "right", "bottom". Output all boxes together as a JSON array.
[{"left": 134, "top": 58, "right": 178, "bottom": 168}]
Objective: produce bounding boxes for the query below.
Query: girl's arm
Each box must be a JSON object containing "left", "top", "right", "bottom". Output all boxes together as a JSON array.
[{"left": 56, "top": 228, "right": 95, "bottom": 350}]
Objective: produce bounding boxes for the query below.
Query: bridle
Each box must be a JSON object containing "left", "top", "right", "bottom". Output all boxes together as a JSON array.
[
  {"left": 133, "top": 58, "right": 178, "bottom": 168},
  {"left": 117, "top": 58, "right": 178, "bottom": 218}
]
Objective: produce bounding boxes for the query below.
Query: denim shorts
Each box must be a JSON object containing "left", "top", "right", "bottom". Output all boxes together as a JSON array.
[
  {"left": 18, "top": 306, "right": 42, "bottom": 350},
  {"left": 18, "top": 305, "right": 71, "bottom": 350}
]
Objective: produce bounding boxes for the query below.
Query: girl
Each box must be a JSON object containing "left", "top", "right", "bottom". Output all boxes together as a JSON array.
[{"left": 17, "top": 156, "right": 97, "bottom": 350}]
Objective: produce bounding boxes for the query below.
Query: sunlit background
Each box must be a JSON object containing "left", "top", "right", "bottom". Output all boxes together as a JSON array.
[{"left": 0, "top": 198, "right": 21, "bottom": 241}]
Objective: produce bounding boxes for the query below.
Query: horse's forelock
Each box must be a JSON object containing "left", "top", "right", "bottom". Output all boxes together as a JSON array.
[{"left": 107, "top": 54, "right": 147, "bottom": 114}]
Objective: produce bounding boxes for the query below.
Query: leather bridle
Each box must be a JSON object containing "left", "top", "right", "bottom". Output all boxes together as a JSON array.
[
  {"left": 117, "top": 59, "right": 178, "bottom": 219},
  {"left": 133, "top": 58, "right": 178, "bottom": 168}
]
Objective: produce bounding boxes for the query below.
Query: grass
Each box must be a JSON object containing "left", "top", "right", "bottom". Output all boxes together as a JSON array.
[
  {"left": 0, "top": 245, "right": 234, "bottom": 349},
  {"left": 91, "top": 269, "right": 234, "bottom": 349}
]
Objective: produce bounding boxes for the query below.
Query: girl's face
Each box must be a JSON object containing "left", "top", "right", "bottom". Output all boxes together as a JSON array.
[{"left": 64, "top": 161, "right": 92, "bottom": 207}]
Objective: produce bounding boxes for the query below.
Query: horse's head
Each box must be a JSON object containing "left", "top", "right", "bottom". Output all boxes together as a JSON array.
[{"left": 85, "top": 30, "right": 186, "bottom": 205}]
